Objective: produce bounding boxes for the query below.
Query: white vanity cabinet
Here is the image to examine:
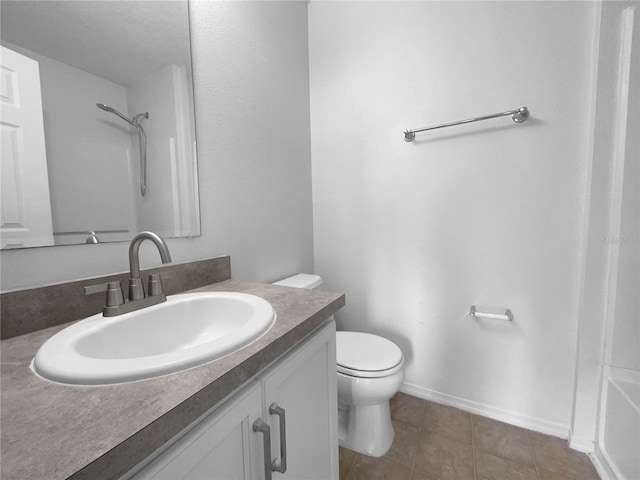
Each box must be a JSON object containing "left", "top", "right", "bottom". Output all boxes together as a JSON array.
[{"left": 127, "top": 320, "right": 338, "bottom": 480}]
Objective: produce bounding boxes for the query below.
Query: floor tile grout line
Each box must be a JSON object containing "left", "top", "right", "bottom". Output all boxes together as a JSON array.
[
  {"left": 525, "top": 429, "right": 543, "bottom": 480},
  {"left": 471, "top": 413, "right": 543, "bottom": 474},
  {"left": 410, "top": 398, "right": 427, "bottom": 475},
  {"left": 472, "top": 442, "right": 539, "bottom": 468},
  {"left": 472, "top": 448, "right": 539, "bottom": 469},
  {"left": 344, "top": 449, "right": 357, "bottom": 479},
  {"left": 471, "top": 413, "right": 477, "bottom": 480}
]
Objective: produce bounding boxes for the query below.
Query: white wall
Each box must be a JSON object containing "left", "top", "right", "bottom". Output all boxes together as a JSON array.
[
  {"left": 309, "top": 1, "right": 596, "bottom": 434},
  {"left": 0, "top": 0, "right": 314, "bottom": 292}
]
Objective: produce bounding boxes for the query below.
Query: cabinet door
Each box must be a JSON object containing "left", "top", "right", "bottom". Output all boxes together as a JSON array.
[
  {"left": 262, "top": 321, "right": 338, "bottom": 480},
  {"left": 131, "top": 381, "right": 265, "bottom": 480}
]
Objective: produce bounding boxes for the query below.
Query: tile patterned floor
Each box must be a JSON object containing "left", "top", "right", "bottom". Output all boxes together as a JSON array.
[{"left": 339, "top": 392, "right": 601, "bottom": 480}]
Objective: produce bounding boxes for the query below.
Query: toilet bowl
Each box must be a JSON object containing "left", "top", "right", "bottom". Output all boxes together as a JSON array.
[
  {"left": 336, "top": 331, "right": 404, "bottom": 456},
  {"left": 273, "top": 274, "right": 405, "bottom": 457}
]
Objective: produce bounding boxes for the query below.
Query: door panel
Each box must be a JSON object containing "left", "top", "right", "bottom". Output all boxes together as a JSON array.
[{"left": 0, "top": 46, "right": 53, "bottom": 248}]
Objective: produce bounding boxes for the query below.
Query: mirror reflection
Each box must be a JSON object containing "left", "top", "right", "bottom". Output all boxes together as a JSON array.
[{"left": 0, "top": 0, "right": 200, "bottom": 249}]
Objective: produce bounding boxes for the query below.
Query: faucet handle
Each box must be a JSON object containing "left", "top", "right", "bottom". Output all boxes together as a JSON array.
[
  {"left": 147, "top": 271, "right": 174, "bottom": 297},
  {"left": 84, "top": 281, "right": 125, "bottom": 307}
]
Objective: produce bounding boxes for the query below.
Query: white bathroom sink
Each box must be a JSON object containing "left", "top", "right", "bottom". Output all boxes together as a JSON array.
[{"left": 32, "top": 292, "right": 276, "bottom": 385}]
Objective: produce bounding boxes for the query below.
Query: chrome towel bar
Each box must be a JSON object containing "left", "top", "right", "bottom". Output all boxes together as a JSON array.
[
  {"left": 404, "top": 106, "right": 529, "bottom": 142},
  {"left": 470, "top": 305, "right": 513, "bottom": 321}
]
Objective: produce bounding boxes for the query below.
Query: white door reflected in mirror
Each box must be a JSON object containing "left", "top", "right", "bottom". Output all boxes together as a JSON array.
[{"left": 0, "top": 46, "right": 54, "bottom": 249}]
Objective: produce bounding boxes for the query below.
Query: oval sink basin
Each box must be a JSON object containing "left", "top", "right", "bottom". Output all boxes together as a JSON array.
[{"left": 32, "top": 292, "right": 276, "bottom": 385}]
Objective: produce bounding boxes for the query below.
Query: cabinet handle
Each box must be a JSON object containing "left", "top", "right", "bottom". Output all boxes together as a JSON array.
[
  {"left": 269, "top": 403, "right": 287, "bottom": 473},
  {"left": 253, "top": 419, "right": 272, "bottom": 480}
]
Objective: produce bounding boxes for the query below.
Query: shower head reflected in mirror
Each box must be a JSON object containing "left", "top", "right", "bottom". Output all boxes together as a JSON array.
[
  {"left": 96, "top": 103, "right": 114, "bottom": 112},
  {"left": 96, "top": 103, "right": 148, "bottom": 127}
]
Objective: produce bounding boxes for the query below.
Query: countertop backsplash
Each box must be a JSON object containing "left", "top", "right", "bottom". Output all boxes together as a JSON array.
[{"left": 0, "top": 256, "right": 231, "bottom": 339}]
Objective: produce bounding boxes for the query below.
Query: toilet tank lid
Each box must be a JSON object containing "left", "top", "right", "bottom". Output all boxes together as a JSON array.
[{"left": 272, "top": 273, "right": 322, "bottom": 289}]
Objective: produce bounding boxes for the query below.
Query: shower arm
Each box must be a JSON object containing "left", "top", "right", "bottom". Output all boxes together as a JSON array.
[{"left": 111, "top": 109, "right": 137, "bottom": 127}]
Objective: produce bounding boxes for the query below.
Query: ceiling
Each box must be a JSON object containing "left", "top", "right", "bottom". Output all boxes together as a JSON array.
[{"left": 0, "top": 0, "right": 191, "bottom": 86}]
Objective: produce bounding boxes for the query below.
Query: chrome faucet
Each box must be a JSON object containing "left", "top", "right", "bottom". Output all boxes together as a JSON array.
[
  {"left": 127, "top": 231, "right": 172, "bottom": 301},
  {"left": 84, "top": 231, "right": 173, "bottom": 316}
]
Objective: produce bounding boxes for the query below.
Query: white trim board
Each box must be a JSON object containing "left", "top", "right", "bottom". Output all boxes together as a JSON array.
[
  {"left": 569, "top": 433, "right": 595, "bottom": 454},
  {"left": 401, "top": 381, "right": 570, "bottom": 439}
]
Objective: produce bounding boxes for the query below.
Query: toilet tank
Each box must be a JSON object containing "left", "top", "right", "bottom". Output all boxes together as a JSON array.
[{"left": 272, "top": 273, "right": 322, "bottom": 289}]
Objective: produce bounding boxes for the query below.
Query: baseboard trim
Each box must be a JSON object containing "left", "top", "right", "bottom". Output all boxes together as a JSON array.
[
  {"left": 569, "top": 433, "right": 595, "bottom": 453},
  {"left": 401, "top": 381, "right": 570, "bottom": 439}
]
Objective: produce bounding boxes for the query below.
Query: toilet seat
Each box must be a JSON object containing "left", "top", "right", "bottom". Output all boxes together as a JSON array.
[
  {"left": 337, "top": 361, "right": 404, "bottom": 378},
  {"left": 336, "top": 331, "right": 404, "bottom": 378}
]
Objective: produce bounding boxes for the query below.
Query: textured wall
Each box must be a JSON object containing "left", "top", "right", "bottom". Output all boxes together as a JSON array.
[{"left": 309, "top": 1, "right": 596, "bottom": 434}]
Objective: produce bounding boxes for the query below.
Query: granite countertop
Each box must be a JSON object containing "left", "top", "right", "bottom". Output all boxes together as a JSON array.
[{"left": 0, "top": 280, "right": 345, "bottom": 480}]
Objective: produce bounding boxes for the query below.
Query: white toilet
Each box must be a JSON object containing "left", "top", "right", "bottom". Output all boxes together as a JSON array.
[{"left": 273, "top": 274, "right": 405, "bottom": 457}]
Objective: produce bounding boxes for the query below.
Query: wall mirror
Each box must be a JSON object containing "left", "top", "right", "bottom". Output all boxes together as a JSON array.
[{"left": 0, "top": 0, "right": 200, "bottom": 249}]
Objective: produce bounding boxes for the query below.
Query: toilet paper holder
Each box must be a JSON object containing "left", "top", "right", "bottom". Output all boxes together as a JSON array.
[{"left": 470, "top": 305, "right": 513, "bottom": 321}]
